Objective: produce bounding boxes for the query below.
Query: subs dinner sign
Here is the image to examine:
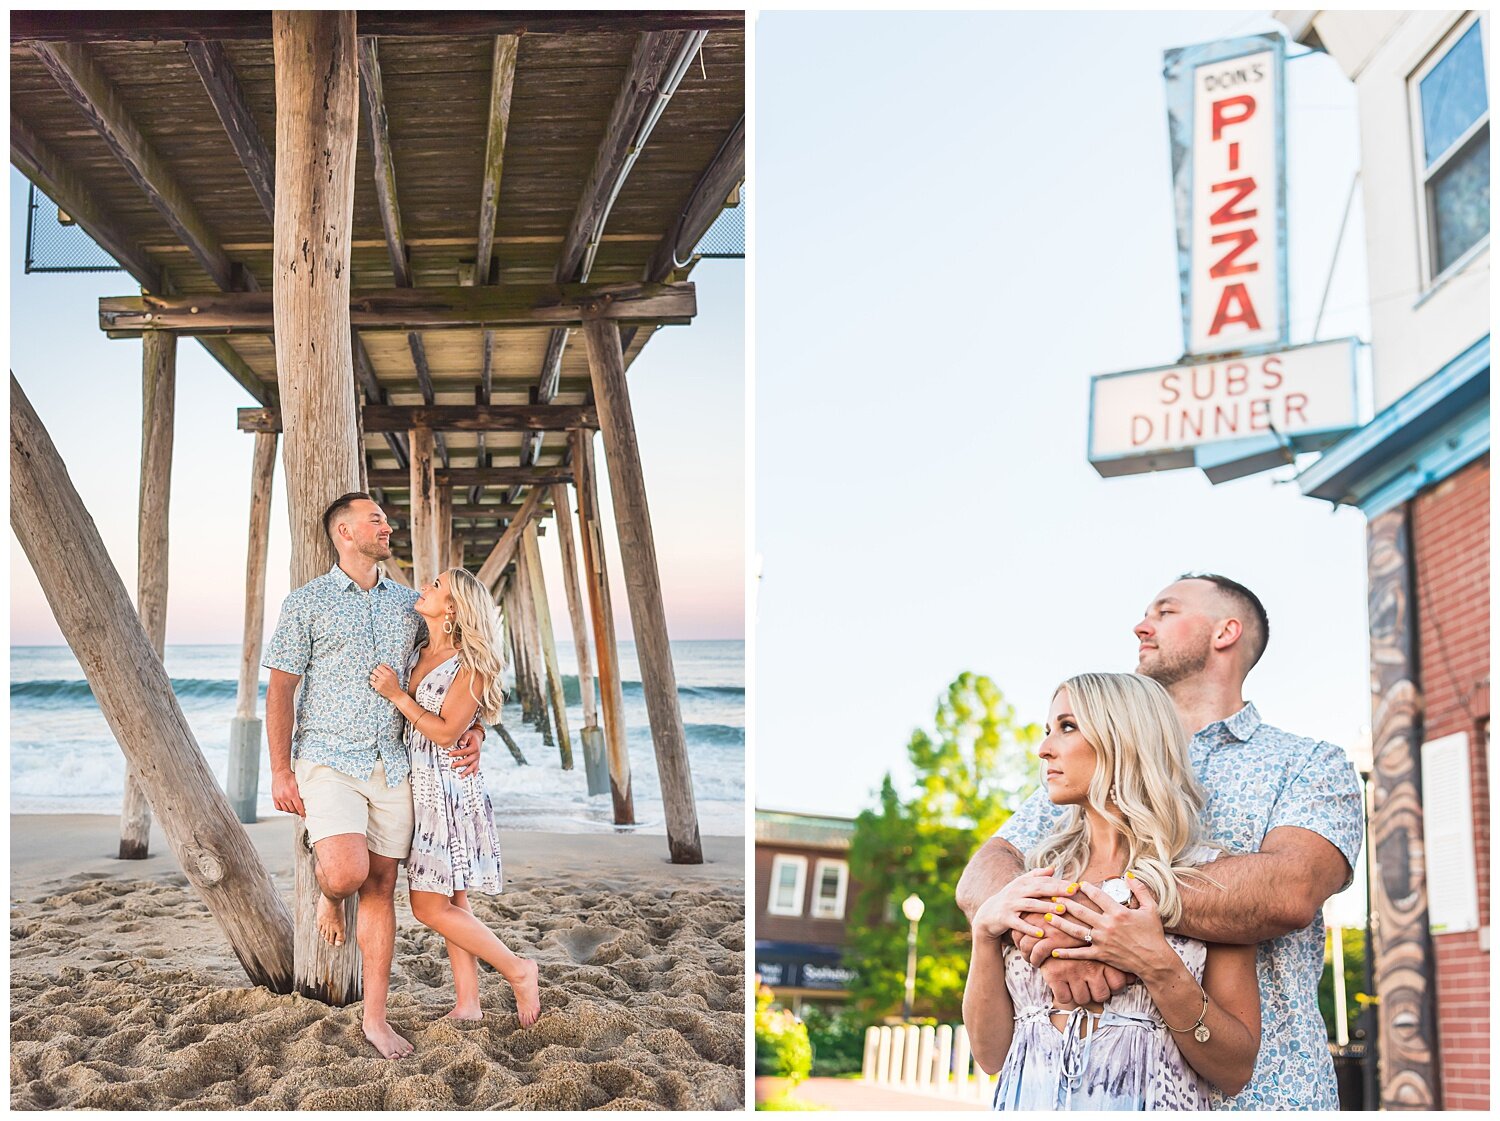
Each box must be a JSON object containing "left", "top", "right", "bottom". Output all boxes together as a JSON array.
[
  {"left": 1166, "top": 33, "right": 1288, "bottom": 356},
  {"left": 1089, "top": 338, "right": 1358, "bottom": 478}
]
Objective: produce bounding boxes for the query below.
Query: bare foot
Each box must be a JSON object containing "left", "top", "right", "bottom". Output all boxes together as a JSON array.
[
  {"left": 510, "top": 958, "right": 540, "bottom": 1027},
  {"left": 362, "top": 1018, "right": 414, "bottom": 1059},
  {"left": 442, "top": 1005, "right": 483, "bottom": 1022},
  {"left": 315, "top": 894, "right": 345, "bottom": 946}
]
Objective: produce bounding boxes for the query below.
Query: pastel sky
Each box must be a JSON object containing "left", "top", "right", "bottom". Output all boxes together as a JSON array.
[
  {"left": 754, "top": 8, "right": 1375, "bottom": 852},
  {"left": 9, "top": 167, "right": 744, "bottom": 646}
]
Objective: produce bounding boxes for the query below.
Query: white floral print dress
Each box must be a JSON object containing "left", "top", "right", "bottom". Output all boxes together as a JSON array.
[{"left": 403, "top": 647, "right": 504, "bottom": 895}]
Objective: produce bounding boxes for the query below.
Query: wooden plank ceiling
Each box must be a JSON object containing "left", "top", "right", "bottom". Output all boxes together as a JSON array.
[{"left": 10, "top": 14, "right": 745, "bottom": 564}]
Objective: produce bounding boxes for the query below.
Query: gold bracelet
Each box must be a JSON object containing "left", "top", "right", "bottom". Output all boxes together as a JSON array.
[{"left": 1162, "top": 979, "right": 1211, "bottom": 1043}]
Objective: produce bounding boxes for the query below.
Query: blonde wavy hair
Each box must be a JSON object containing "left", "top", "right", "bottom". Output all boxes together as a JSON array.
[
  {"left": 441, "top": 567, "right": 507, "bottom": 724},
  {"left": 1026, "top": 672, "right": 1220, "bottom": 926}
]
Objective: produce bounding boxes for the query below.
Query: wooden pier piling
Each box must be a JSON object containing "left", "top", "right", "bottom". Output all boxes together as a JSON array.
[
  {"left": 571, "top": 428, "right": 634, "bottom": 824},
  {"left": 272, "top": 8, "right": 363, "bottom": 1005},
  {"left": 228, "top": 430, "right": 277, "bottom": 824},
  {"left": 407, "top": 425, "right": 438, "bottom": 587},
  {"left": 552, "top": 482, "right": 609, "bottom": 795},
  {"left": 581, "top": 317, "right": 700, "bottom": 862},
  {"left": 523, "top": 520, "right": 573, "bottom": 769},
  {"left": 121, "top": 329, "right": 176, "bottom": 859}
]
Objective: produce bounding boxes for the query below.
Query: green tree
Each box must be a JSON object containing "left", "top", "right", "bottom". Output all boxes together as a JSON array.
[
  {"left": 845, "top": 672, "right": 1040, "bottom": 1021},
  {"left": 1318, "top": 926, "right": 1368, "bottom": 1042}
]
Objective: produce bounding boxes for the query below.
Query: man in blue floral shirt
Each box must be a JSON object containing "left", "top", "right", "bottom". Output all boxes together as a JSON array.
[
  {"left": 957, "top": 574, "right": 1364, "bottom": 1109},
  {"left": 264, "top": 492, "right": 483, "bottom": 1059}
]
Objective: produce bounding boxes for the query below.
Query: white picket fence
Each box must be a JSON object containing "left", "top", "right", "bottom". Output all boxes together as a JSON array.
[{"left": 861, "top": 1023, "right": 999, "bottom": 1104}]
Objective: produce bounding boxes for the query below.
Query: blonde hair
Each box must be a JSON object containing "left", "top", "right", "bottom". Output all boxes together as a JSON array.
[
  {"left": 1026, "top": 672, "right": 1219, "bottom": 926},
  {"left": 442, "top": 567, "right": 507, "bottom": 724}
]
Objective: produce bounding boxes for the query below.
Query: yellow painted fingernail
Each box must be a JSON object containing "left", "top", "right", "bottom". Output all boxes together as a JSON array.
[
  {"left": 1067, "top": 883, "right": 1078, "bottom": 894},
  {"left": 1055, "top": 904, "right": 1065, "bottom": 913},
  {"left": 1035, "top": 929, "right": 1045, "bottom": 937},
  {"left": 1051, "top": 950, "right": 1061, "bottom": 958},
  {"left": 1126, "top": 871, "right": 1135, "bottom": 879},
  {"left": 1045, "top": 914, "right": 1054, "bottom": 923}
]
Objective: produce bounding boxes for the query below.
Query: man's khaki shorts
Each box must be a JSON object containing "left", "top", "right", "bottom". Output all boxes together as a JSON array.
[{"left": 294, "top": 758, "right": 414, "bottom": 860}]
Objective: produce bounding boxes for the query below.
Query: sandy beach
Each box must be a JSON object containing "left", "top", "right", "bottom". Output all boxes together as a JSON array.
[{"left": 10, "top": 815, "right": 745, "bottom": 1110}]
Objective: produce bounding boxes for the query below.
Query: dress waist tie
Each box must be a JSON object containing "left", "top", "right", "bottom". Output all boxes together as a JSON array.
[{"left": 1011, "top": 1006, "right": 1158, "bottom": 1110}]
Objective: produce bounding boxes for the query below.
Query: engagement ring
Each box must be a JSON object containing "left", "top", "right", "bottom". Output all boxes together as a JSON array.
[{"left": 1083, "top": 931, "right": 1093, "bottom": 944}]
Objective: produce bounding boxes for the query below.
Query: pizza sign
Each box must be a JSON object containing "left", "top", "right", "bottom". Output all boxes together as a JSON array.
[{"left": 1166, "top": 35, "right": 1288, "bottom": 357}]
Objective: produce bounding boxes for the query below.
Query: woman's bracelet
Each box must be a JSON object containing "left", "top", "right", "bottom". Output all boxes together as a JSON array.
[{"left": 1161, "top": 977, "right": 1211, "bottom": 1043}]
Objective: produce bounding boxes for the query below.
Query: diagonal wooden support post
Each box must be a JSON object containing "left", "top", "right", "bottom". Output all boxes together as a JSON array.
[
  {"left": 579, "top": 317, "right": 700, "bottom": 862},
  {"left": 12, "top": 373, "right": 295, "bottom": 990}
]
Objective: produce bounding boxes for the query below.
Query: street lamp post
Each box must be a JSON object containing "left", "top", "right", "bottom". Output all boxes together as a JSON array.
[{"left": 901, "top": 893, "right": 925, "bottom": 1021}]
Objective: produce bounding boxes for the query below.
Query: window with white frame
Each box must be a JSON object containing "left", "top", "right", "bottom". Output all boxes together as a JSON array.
[
  {"left": 811, "top": 859, "right": 849, "bottom": 920},
  {"left": 1411, "top": 14, "right": 1489, "bottom": 281},
  {"left": 767, "top": 854, "right": 807, "bottom": 916}
]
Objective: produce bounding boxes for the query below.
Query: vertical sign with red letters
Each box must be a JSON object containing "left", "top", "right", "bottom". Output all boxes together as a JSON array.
[{"left": 1164, "top": 34, "right": 1288, "bottom": 358}]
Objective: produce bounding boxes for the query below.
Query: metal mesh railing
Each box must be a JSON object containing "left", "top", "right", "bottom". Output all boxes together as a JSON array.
[
  {"left": 25, "top": 183, "right": 126, "bottom": 273},
  {"left": 692, "top": 186, "right": 745, "bottom": 259}
]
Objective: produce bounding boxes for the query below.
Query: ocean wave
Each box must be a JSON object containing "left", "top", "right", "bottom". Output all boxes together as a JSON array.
[
  {"left": 11, "top": 678, "right": 247, "bottom": 706},
  {"left": 561, "top": 676, "right": 743, "bottom": 705}
]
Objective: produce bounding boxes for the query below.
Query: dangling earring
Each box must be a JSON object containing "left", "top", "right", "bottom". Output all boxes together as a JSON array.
[
  {"left": 443, "top": 612, "right": 455, "bottom": 636},
  {"left": 1109, "top": 783, "right": 1118, "bottom": 805}
]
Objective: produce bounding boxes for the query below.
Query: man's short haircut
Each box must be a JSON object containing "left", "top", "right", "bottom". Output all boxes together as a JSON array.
[
  {"left": 1178, "top": 572, "right": 1270, "bottom": 669},
  {"left": 323, "top": 492, "right": 375, "bottom": 543}
]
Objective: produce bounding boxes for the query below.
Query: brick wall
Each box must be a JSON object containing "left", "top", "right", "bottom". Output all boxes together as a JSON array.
[
  {"left": 1411, "top": 452, "right": 1490, "bottom": 1110},
  {"left": 754, "top": 842, "right": 856, "bottom": 947}
]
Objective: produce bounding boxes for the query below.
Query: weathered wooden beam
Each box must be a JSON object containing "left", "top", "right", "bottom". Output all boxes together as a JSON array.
[
  {"left": 31, "top": 41, "right": 246, "bottom": 291},
  {"left": 228, "top": 430, "right": 277, "bottom": 824},
  {"left": 350, "top": 330, "right": 408, "bottom": 469},
  {"left": 10, "top": 113, "right": 163, "bottom": 290},
  {"left": 645, "top": 114, "right": 745, "bottom": 282},
  {"left": 364, "top": 467, "right": 573, "bottom": 488},
  {"left": 475, "top": 485, "right": 549, "bottom": 589},
  {"left": 185, "top": 40, "right": 275, "bottom": 221},
  {"left": 572, "top": 428, "right": 633, "bottom": 823},
  {"left": 474, "top": 35, "right": 519, "bottom": 285},
  {"left": 99, "top": 281, "right": 696, "bottom": 334},
  {"left": 12, "top": 373, "right": 295, "bottom": 992},
  {"left": 121, "top": 330, "right": 176, "bottom": 860},
  {"left": 384, "top": 502, "right": 531, "bottom": 521},
  {"left": 273, "top": 9, "right": 363, "bottom": 1005},
  {"left": 581, "top": 317, "right": 700, "bottom": 863},
  {"left": 357, "top": 37, "right": 412, "bottom": 289},
  {"left": 557, "top": 31, "right": 699, "bottom": 284},
  {"left": 238, "top": 403, "right": 598, "bottom": 434},
  {"left": 13, "top": 12, "right": 745, "bottom": 42},
  {"left": 196, "top": 337, "right": 276, "bottom": 406}
]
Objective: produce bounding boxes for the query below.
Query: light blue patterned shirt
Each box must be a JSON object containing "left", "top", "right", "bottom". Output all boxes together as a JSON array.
[
  {"left": 263, "top": 563, "right": 423, "bottom": 788},
  {"left": 998, "top": 702, "right": 1364, "bottom": 1111}
]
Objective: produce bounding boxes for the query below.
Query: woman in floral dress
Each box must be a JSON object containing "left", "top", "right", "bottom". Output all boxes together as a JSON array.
[
  {"left": 370, "top": 567, "right": 540, "bottom": 1026},
  {"left": 964, "top": 673, "right": 1261, "bottom": 1109}
]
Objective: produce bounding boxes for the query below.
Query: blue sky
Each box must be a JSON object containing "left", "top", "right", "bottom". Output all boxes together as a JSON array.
[
  {"left": 753, "top": 10, "right": 1375, "bottom": 827},
  {"left": 9, "top": 170, "right": 745, "bottom": 646}
]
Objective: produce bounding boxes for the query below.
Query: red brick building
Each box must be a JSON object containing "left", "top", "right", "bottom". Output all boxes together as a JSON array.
[
  {"left": 753, "top": 810, "right": 858, "bottom": 1013},
  {"left": 1281, "top": 10, "right": 1489, "bottom": 1109}
]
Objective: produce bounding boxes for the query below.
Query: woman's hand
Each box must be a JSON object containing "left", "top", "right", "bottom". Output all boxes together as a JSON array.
[
  {"left": 1046, "top": 877, "right": 1174, "bottom": 977},
  {"left": 369, "top": 664, "right": 402, "bottom": 701},
  {"left": 971, "top": 866, "right": 1080, "bottom": 946}
]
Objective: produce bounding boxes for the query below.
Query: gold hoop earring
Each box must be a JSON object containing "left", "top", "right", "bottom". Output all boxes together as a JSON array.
[{"left": 443, "top": 615, "right": 455, "bottom": 636}]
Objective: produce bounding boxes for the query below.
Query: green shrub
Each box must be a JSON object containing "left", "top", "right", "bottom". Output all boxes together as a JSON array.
[
  {"left": 754, "top": 983, "right": 813, "bottom": 1082},
  {"left": 802, "top": 1006, "right": 867, "bottom": 1077}
]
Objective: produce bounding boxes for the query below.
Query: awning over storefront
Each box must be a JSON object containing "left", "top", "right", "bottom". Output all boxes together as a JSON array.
[
  {"left": 1298, "top": 336, "right": 1489, "bottom": 516},
  {"left": 755, "top": 940, "right": 856, "bottom": 991}
]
